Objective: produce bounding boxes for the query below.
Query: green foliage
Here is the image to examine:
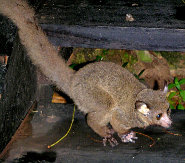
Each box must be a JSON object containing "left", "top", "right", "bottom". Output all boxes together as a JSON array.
[
  {"left": 160, "top": 51, "right": 185, "bottom": 69},
  {"left": 69, "top": 63, "right": 78, "bottom": 69},
  {"left": 134, "top": 69, "right": 145, "bottom": 82},
  {"left": 95, "top": 49, "right": 109, "bottom": 61},
  {"left": 95, "top": 55, "right": 103, "bottom": 61},
  {"left": 122, "top": 62, "right": 128, "bottom": 68},
  {"left": 168, "top": 77, "right": 185, "bottom": 110},
  {"left": 121, "top": 52, "right": 137, "bottom": 70},
  {"left": 137, "top": 51, "right": 153, "bottom": 62},
  {"left": 122, "top": 62, "right": 145, "bottom": 82},
  {"left": 75, "top": 53, "right": 86, "bottom": 64}
]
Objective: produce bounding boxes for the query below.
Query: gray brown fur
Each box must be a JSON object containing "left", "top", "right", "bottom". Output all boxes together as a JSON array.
[{"left": 0, "top": 0, "right": 171, "bottom": 145}]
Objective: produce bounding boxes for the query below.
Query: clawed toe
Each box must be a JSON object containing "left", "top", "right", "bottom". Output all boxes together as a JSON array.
[
  {"left": 103, "top": 136, "right": 119, "bottom": 147},
  {"left": 119, "top": 131, "right": 138, "bottom": 143}
]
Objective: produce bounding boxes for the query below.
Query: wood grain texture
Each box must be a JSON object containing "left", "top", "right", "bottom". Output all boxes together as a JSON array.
[
  {"left": 34, "top": 0, "right": 185, "bottom": 51},
  {"left": 0, "top": 35, "right": 37, "bottom": 152},
  {"left": 36, "top": 0, "right": 185, "bottom": 28},
  {"left": 41, "top": 24, "right": 185, "bottom": 51}
]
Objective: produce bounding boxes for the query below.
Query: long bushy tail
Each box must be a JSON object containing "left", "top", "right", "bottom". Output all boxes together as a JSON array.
[{"left": 0, "top": 0, "right": 75, "bottom": 96}]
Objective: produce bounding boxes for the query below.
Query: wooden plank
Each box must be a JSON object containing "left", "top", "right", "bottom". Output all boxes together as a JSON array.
[
  {"left": 35, "top": 0, "right": 185, "bottom": 51},
  {"left": 37, "top": 0, "right": 185, "bottom": 29},
  {"left": 0, "top": 35, "right": 37, "bottom": 152},
  {"left": 41, "top": 24, "right": 185, "bottom": 51},
  {"left": 0, "top": 102, "right": 36, "bottom": 159},
  {"left": 0, "top": 34, "right": 70, "bottom": 153}
]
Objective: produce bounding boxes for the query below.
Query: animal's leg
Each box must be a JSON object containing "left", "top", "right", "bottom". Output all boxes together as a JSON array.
[
  {"left": 110, "top": 110, "right": 138, "bottom": 143},
  {"left": 87, "top": 111, "right": 118, "bottom": 147}
]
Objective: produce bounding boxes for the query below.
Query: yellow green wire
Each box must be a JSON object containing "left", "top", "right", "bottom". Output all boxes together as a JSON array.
[
  {"left": 48, "top": 105, "right": 76, "bottom": 148},
  {"left": 182, "top": 0, "right": 185, "bottom": 3}
]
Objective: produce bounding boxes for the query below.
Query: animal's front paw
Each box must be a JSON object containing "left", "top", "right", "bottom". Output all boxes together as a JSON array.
[
  {"left": 118, "top": 131, "right": 138, "bottom": 143},
  {"left": 103, "top": 136, "right": 119, "bottom": 147}
]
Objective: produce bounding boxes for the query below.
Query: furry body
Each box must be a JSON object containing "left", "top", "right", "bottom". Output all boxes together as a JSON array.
[{"left": 0, "top": 0, "right": 172, "bottom": 146}]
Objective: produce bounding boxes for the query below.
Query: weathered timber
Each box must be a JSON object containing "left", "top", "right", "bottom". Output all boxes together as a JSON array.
[
  {"left": 0, "top": 35, "right": 37, "bottom": 152},
  {"left": 0, "top": 34, "right": 70, "bottom": 153},
  {"left": 41, "top": 25, "right": 185, "bottom": 51},
  {"left": 2, "top": 103, "right": 185, "bottom": 162},
  {"left": 35, "top": 0, "right": 185, "bottom": 51}
]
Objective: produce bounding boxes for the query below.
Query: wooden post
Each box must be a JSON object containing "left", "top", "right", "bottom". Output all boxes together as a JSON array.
[{"left": 0, "top": 35, "right": 37, "bottom": 152}]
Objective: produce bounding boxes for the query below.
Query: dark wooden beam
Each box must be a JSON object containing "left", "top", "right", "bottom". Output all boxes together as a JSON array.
[
  {"left": 35, "top": 0, "right": 185, "bottom": 51},
  {"left": 0, "top": 36, "right": 37, "bottom": 152},
  {"left": 41, "top": 24, "right": 185, "bottom": 51}
]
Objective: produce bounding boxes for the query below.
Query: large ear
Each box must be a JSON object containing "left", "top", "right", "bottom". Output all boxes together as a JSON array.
[
  {"left": 136, "top": 101, "right": 150, "bottom": 116},
  {"left": 163, "top": 85, "right": 168, "bottom": 94},
  {"left": 163, "top": 81, "right": 168, "bottom": 94}
]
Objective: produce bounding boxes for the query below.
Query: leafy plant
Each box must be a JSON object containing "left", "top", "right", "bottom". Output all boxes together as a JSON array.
[
  {"left": 69, "top": 63, "right": 78, "bottom": 69},
  {"left": 137, "top": 51, "right": 153, "bottom": 62},
  {"left": 168, "top": 77, "right": 185, "bottom": 110},
  {"left": 122, "top": 62, "right": 129, "bottom": 68},
  {"left": 122, "top": 62, "right": 145, "bottom": 82},
  {"left": 95, "top": 49, "right": 109, "bottom": 61},
  {"left": 95, "top": 55, "right": 103, "bottom": 61},
  {"left": 134, "top": 69, "right": 145, "bottom": 82}
]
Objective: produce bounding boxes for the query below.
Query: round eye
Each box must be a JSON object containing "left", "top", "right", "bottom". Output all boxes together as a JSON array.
[{"left": 156, "top": 113, "right": 162, "bottom": 120}]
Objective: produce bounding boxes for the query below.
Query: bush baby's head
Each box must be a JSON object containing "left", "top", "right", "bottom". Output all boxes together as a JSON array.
[{"left": 136, "top": 88, "right": 172, "bottom": 128}]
